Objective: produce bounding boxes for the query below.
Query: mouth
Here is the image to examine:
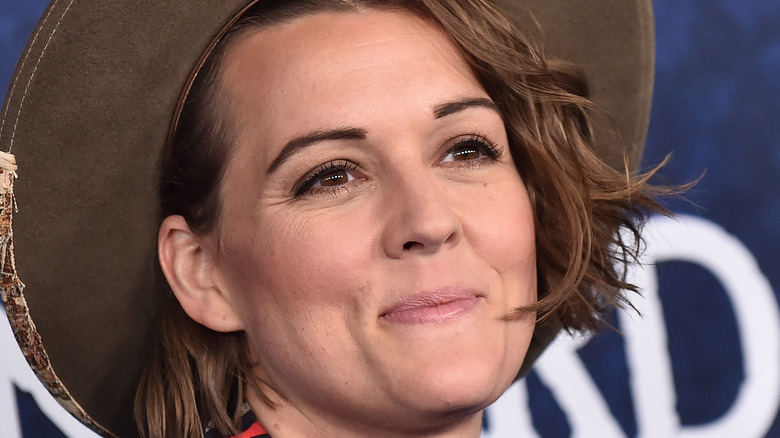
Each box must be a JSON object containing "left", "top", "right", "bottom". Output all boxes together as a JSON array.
[{"left": 380, "top": 288, "right": 483, "bottom": 324}]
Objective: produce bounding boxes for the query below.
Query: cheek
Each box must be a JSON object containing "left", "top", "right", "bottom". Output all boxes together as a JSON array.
[
  {"left": 466, "top": 178, "right": 536, "bottom": 274},
  {"left": 218, "top": 211, "right": 375, "bottom": 332}
]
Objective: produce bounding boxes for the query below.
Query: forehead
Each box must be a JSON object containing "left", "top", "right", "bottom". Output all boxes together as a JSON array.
[
  {"left": 216, "top": 9, "right": 485, "bottom": 131},
  {"left": 221, "top": 9, "right": 463, "bottom": 79}
]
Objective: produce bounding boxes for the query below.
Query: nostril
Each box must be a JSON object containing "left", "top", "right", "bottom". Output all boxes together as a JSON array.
[{"left": 403, "top": 241, "right": 422, "bottom": 251}]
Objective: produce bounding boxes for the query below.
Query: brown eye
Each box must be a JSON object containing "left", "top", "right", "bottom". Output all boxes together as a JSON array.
[
  {"left": 319, "top": 169, "right": 352, "bottom": 187},
  {"left": 449, "top": 144, "right": 482, "bottom": 161},
  {"left": 295, "top": 159, "right": 359, "bottom": 197},
  {"left": 441, "top": 134, "right": 502, "bottom": 163}
]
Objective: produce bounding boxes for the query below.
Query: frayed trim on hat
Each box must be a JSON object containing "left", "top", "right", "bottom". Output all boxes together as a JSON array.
[{"left": 0, "top": 152, "right": 114, "bottom": 438}]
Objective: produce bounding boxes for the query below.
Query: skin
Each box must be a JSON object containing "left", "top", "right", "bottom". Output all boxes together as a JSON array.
[{"left": 159, "top": 9, "right": 537, "bottom": 438}]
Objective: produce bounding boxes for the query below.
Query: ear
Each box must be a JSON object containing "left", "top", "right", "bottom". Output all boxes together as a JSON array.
[{"left": 158, "top": 215, "right": 244, "bottom": 333}]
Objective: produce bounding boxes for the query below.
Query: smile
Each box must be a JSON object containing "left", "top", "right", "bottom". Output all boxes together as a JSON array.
[{"left": 380, "top": 288, "right": 483, "bottom": 324}]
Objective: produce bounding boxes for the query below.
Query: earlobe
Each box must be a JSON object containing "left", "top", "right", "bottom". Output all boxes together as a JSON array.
[{"left": 158, "top": 215, "right": 244, "bottom": 333}]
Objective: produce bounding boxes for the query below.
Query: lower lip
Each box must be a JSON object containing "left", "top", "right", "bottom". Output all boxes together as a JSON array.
[{"left": 381, "top": 297, "right": 481, "bottom": 324}]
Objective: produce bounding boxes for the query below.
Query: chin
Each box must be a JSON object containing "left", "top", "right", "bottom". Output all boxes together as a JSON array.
[
  {"left": 381, "top": 368, "right": 513, "bottom": 434},
  {"left": 392, "top": 339, "right": 527, "bottom": 421}
]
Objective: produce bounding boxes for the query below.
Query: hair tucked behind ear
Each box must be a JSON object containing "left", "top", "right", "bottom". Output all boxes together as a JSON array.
[{"left": 135, "top": 297, "right": 256, "bottom": 438}]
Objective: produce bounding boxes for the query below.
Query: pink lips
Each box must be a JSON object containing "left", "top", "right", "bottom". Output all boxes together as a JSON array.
[{"left": 381, "top": 288, "right": 481, "bottom": 324}]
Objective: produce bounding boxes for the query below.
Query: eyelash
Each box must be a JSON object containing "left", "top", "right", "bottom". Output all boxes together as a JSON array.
[{"left": 293, "top": 133, "right": 503, "bottom": 197}]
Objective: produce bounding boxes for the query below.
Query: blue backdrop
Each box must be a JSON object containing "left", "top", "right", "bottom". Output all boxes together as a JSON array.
[{"left": 2, "top": 0, "right": 778, "bottom": 437}]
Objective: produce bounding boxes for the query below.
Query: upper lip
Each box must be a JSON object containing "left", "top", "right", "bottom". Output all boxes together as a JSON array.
[{"left": 380, "top": 287, "right": 482, "bottom": 316}]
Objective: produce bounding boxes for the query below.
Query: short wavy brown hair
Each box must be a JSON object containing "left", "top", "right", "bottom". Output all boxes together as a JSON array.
[{"left": 137, "top": 0, "right": 669, "bottom": 436}]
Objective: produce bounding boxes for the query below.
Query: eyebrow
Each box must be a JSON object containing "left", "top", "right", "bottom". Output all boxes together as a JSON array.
[
  {"left": 432, "top": 97, "right": 499, "bottom": 119},
  {"left": 267, "top": 127, "right": 367, "bottom": 173}
]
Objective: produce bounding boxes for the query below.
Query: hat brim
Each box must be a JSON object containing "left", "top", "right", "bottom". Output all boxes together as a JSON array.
[{"left": 0, "top": 1, "right": 653, "bottom": 436}]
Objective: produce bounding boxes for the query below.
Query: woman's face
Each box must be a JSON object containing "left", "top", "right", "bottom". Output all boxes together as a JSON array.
[{"left": 209, "top": 9, "right": 536, "bottom": 435}]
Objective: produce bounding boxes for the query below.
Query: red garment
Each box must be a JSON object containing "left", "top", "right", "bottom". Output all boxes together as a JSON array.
[{"left": 228, "top": 421, "right": 269, "bottom": 438}]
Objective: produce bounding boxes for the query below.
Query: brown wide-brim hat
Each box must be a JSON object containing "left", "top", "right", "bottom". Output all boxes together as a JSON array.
[{"left": 0, "top": 1, "right": 654, "bottom": 436}]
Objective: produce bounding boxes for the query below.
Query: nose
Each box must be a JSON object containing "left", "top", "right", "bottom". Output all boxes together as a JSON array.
[{"left": 381, "top": 171, "right": 463, "bottom": 259}]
